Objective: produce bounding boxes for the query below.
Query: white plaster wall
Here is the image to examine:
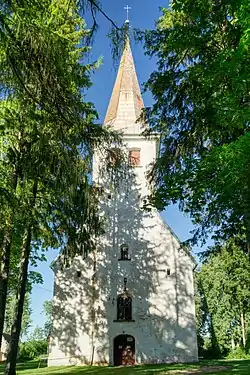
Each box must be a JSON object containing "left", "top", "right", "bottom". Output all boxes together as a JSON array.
[
  {"left": 48, "top": 257, "right": 96, "bottom": 366},
  {"left": 48, "top": 134, "right": 198, "bottom": 366}
]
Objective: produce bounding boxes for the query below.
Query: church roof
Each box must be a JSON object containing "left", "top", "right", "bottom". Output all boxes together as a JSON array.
[{"left": 104, "top": 36, "right": 146, "bottom": 134}]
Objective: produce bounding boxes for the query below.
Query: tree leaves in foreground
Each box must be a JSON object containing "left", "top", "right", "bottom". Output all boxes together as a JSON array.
[
  {"left": 26, "top": 299, "right": 52, "bottom": 342},
  {"left": 142, "top": 0, "right": 250, "bottom": 250},
  {"left": 195, "top": 239, "right": 250, "bottom": 357},
  {"left": 0, "top": 1, "right": 120, "bottom": 374}
]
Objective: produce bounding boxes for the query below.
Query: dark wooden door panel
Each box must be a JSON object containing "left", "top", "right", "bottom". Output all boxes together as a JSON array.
[{"left": 114, "top": 335, "right": 135, "bottom": 366}]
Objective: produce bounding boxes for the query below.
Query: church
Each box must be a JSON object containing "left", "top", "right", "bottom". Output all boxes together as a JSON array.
[{"left": 48, "top": 33, "right": 198, "bottom": 366}]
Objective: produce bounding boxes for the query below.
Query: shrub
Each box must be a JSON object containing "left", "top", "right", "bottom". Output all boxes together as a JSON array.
[
  {"left": 18, "top": 340, "right": 47, "bottom": 362},
  {"left": 199, "top": 337, "right": 224, "bottom": 359},
  {"left": 226, "top": 347, "right": 250, "bottom": 360}
]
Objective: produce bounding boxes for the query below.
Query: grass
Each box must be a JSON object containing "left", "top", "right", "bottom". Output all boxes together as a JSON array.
[{"left": 0, "top": 359, "right": 249, "bottom": 375}]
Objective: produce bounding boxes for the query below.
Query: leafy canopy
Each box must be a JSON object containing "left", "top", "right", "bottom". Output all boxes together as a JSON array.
[
  {"left": 142, "top": 0, "right": 250, "bottom": 247},
  {"left": 196, "top": 239, "right": 250, "bottom": 354}
]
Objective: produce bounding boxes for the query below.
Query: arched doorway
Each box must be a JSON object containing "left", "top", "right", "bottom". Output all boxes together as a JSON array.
[{"left": 113, "top": 334, "right": 135, "bottom": 366}]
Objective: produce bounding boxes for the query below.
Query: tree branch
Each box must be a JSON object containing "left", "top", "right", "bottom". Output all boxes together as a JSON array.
[{"left": 87, "top": 0, "right": 120, "bottom": 30}]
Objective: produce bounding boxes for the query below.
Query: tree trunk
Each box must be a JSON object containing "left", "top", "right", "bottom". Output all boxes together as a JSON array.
[
  {"left": 244, "top": 165, "right": 250, "bottom": 256},
  {"left": 4, "top": 227, "right": 32, "bottom": 375},
  {"left": 0, "top": 171, "right": 18, "bottom": 348},
  {"left": 4, "top": 181, "right": 37, "bottom": 375},
  {"left": 0, "top": 234, "right": 12, "bottom": 349},
  {"left": 240, "top": 310, "right": 246, "bottom": 348},
  {"left": 231, "top": 337, "right": 235, "bottom": 350}
]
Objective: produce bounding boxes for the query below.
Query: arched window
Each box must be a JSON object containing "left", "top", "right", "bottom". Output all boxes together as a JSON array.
[
  {"left": 119, "top": 244, "right": 130, "bottom": 261},
  {"left": 117, "top": 294, "right": 132, "bottom": 321}
]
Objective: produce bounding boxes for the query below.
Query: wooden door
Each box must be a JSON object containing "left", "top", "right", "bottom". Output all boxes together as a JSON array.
[{"left": 114, "top": 335, "right": 135, "bottom": 366}]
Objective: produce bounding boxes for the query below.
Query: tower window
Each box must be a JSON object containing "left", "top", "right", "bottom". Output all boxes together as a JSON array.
[
  {"left": 128, "top": 149, "right": 140, "bottom": 166},
  {"left": 117, "top": 294, "right": 132, "bottom": 321},
  {"left": 119, "top": 244, "right": 130, "bottom": 261}
]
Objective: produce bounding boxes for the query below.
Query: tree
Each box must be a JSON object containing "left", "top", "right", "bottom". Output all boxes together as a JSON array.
[
  {"left": 42, "top": 300, "right": 52, "bottom": 339},
  {"left": 196, "top": 239, "right": 250, "bottom": 355},
  {"left": 0, "top": 1, "right": 128, "bottom": 373},
  {"left": 18, "top": 339, "right": 47, "bottom": 362},
  {"left": 0, "top": 1, "right": 121, "bottom": 374},
  {"left": 0, "top": 0, "right": 126, "bottom": 349},
  {"left": 28, "top": 327, "right": 46, "bottom": 342},
  {"left": 4, "top": 294, "right": 32, "bottom": 339},
  {"left": 0, "top": 184, "right": 43, "bottom": 348},
  {"left": 142, "top": 0, "right": 250, "bottom": 250},
  {"left": 3, "top": 217, "right": 44, "bottom": 338},
  {"left": 27, "top": 300, "right": 52, "bottom": 341}
]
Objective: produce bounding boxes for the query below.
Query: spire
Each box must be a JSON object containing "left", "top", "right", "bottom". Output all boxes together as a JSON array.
[{"left": 104, "top": 36, "right": 146, "bottom": 134}]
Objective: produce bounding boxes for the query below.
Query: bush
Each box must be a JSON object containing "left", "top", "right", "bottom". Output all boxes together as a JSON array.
[
  {"left": 200, "top": 346, "right": 223, "bottom": 359},
  {"left": 18, "top": 340, "right": 47, "bottom": 362},
  {"left": 199, "top": 337, "right": 224, "bottom": 359},
  {"left": 226, "top": 347, "right": 250, "bottom": 360}
]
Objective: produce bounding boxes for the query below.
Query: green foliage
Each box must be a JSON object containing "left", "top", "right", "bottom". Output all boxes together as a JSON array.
[
  {"left": 4, "top": 295, "right": 32, "bottom": 338},
  {"left": 42, "top": 301, "right": 52, "bottom": 339},
  {"left": 28, "top": 327, "right": 46, "bottom": 342},
  {"left": 0, "top": 1, "right": 122, "bottom": 373},
  {"left": 142, "top": 0, "right": 250, "bottom": 247},
  {"left": 199, "top": 338, "right": 223, "bottom": 359},
  {"left": 4, "top": 235, "right": 44, "bottom": 338},
  {"left": 226, "top": 347, "right": 250, "bottom": 360},
  {"left": 27, "top": 300, "right": 52, "bottom": 341},
  {"left": 18, "top": 340, "right": 47, "bottom": 362},
  {"left": 0, "top": 0, "right": 120, "bottom": 262},
  {"left": 195, "top": 239, "right": 250, "bottom": 356}
]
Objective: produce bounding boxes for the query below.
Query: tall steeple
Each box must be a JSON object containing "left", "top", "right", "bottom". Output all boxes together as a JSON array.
[{"left": 104, "top": 36, "right": 145, "bottom": 134}]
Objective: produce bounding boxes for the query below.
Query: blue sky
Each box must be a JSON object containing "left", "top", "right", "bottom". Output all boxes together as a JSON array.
[{"left": 28, "top": 0, "right": 211, "bottom": 334}]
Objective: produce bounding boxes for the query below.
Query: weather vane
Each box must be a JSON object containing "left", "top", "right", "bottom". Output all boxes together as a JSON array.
[{"left": 124, "top": 5, "right": 131, "bottom": 23}]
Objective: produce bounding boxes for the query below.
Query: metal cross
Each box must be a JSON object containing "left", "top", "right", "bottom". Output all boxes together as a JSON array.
[{"left": 124, "top": 5, "right": 131, "bottom": 23}]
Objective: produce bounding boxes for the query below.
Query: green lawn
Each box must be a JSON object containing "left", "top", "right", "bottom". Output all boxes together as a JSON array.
[{"left": 0, "top": 360, "right": 249, "bottom": 375}]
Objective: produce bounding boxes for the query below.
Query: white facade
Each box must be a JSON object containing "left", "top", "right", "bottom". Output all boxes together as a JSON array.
[{"left": 48, "top": 38, "right": 198, "bottom": 367}]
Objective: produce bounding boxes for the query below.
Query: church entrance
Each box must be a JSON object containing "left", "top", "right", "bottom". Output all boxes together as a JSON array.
[{"left": 113, "top": 335, "right": 135, "bottom": 366}]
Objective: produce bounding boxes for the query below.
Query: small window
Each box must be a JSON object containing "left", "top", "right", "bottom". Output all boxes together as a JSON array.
[
  {"left": 77, "top": 271, "right": 81, "bottom": 278},
  {"left": 129, "top": 149, "right": 140, "bottom": 166},
  {"left": 117, "top": 294, "right": 132, "bottom": 321},
  {"left": 167, "top": 269, "right": 171, "bottom": 276},
  {"left": 119, "top": 244, "right": 130, "bottom": 261}
]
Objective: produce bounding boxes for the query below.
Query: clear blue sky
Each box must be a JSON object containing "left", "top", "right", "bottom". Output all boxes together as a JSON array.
[{"left": 28, "top": 0, "right": 211, "bottom": 335}]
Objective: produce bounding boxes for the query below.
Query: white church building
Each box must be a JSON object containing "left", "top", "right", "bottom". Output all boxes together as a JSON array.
[{"left": 48, "top": 35, "right": 198, "bottom": 367}]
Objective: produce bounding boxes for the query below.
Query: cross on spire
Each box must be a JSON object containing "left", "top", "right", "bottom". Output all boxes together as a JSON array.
[{"left": 124, "top": 5, "right": 131, "bottom": 23}]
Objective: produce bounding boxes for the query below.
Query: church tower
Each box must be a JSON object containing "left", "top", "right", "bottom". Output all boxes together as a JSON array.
[{"left": 48, "top": 34, "right": 198, "bottom": 367}]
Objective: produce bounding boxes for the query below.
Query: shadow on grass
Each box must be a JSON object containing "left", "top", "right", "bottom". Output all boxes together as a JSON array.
[
  {"left": 1, "top": 359, "right": 249, "bottom": 375},
  {"left": 0, "top": 360, "right": 47, "bottom": 374}
]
